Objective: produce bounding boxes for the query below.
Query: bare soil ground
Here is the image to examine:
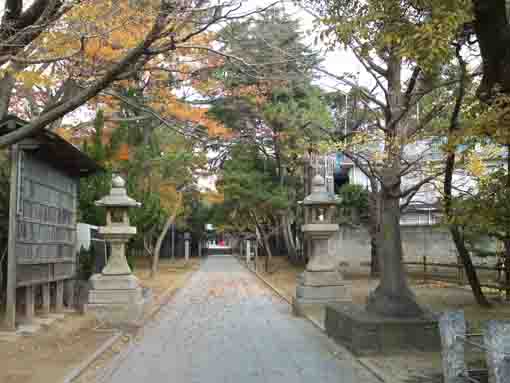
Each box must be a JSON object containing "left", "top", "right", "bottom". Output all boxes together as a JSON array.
[
  {"left": 0, "top": 257, "right": 200, "bottom": 383},
  {"left": 253, "top": 256, "right": 510, "bottom": 325}
]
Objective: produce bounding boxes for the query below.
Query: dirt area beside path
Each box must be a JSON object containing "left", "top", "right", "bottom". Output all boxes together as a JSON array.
[
  {"left": 251, "top": 256, "right": 304, "bottom": 301},
  {"left": 252, "top": 255, "right": 510, "bottom": 325},
  {"left": 0, "top": 257, "right": 201, "bottom": 383},
  {"left": 0, "top": 313, "right": 112, "bottom": 383}
]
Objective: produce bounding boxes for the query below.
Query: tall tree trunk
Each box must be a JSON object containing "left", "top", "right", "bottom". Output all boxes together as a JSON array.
[
  {"left": 370, "top": 237, "right": 379, "bottom": 276},
  {"left": 444, "top": 155, "right": 490, "bottom": 307},
  {"left": 151, "top": 195, "right": 181, "bottom": 278},
  {"left": 472, "top": 0, "right": 510, "bottom": 101},
  {"left": 367, "top": 179, "right": 381, "bottom": 276},
  {"left": 261, "top": 229, "right": 273, "bottom": 272},
  {"left": 443, "top": 46, "right": 491, "bottom": 307},
  {"left": 252, "top": 212, "right": 273, "bottom": 272},
  {"left": 282, "top": 212, "right": 298, "bottom": 262},
  {"left": 504, "top": 239, "right": 510, "bottom": 300},
  {"left": 455, "top": 226, "right": 492, "bottom": 305},
  {"left": 151, "top": 214, "right": 176, "bottom": 278},
  {"left": 366, "top": 187, "right": 424, "bottom": 317},
  {"left": 366, "top": 49, "right": 423, "bottom": 317}
]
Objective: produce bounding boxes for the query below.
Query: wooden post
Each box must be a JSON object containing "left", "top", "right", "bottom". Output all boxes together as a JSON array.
[
  {"left": 439, "top": 311, "right": 467, "bottom": 383},
  {"left": 41, "top": 283, "right": 51, "bottom": 316},
  {"left": 484, "top": 320, "right": 510, "bottom": 383},
  {"left": 254, "top": 243, "right": 258, "bottom": 272},
  {"left": 246, "top": 240, "right": 251, "bottom": 264},
  {"left": 54, "top": 280, "right": 64, "bottom": 312},
  {"left": 4, "top": 144, "right": 19, "bottom": 330},
  {"left": 24, "top": 285, "right": 35, "bottom": 322}
]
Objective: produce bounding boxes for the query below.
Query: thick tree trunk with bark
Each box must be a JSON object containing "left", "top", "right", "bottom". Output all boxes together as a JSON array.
[
  {"left": 472, "top": 0, "right": 510, "bottom": 101},
  {"left": 365, "top": 50, "right": 424, "bottom": 318},
  {"left": 366, "top": 185, "right": 424, "bottom": 317},
  {"left": 367, "top": 181, "right": 381, "bottom": 276}
]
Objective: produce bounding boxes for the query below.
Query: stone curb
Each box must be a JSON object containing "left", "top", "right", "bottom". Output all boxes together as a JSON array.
[
  {"left": 60, "top": 331, "right": 122, "bottom": 383},
  {"left": 236, "top": 256, "right": 386, "bottom": 383},
  {"left": 61, "top": 261, "right": 201, "bottom": 383},
  {"left": 355, "top": 358, "right": 393, "bottom": 383}
]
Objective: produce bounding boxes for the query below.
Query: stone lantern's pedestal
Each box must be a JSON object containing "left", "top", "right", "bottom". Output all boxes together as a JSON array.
[
  {"left": 87, "top": 274, "right": 147, "bottom": 326},
  {"left": 293, "top": 223, "right": 351, "bottom": 316},
  {"left": 86, "top": 228, "right": 151, "bottom": 326}
]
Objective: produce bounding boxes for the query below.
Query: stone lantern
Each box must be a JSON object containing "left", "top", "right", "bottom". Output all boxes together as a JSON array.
[
  {"left": 293, "top": 174, "right": 351, "bottom": 315},
  {"left": 86, "top": 175, "right": 151, "bottom": 326}
]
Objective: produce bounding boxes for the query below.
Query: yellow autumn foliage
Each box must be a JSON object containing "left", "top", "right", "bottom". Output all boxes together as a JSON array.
[
  {"left": 466, "top": 153, "right": 486, "bottom": 177},
  {"left": 15, "top": 71, "right": 54, "bottom": 88}
]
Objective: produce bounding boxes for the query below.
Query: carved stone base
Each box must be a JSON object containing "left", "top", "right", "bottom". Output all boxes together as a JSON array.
[
  {"left": 325, "top": 303, "right": 440, "bottom": 356},
  {"left": 89, "top": 274, "right": 140, "bottom": 290},
  {"left": 293, "top": 270, "right": 351, "bottom": 316},
  {"left": 86, "top": 273, "right": 152, "bottom": 326}
]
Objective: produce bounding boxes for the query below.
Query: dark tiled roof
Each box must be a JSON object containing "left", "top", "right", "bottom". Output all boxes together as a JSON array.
[{"left": 0, "top": 116, "right": 102, "bottom": 177}]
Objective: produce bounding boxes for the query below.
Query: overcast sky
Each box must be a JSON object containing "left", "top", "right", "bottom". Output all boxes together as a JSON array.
[{"left": 245, "top": 0, "right": 362, "bottom": 93}]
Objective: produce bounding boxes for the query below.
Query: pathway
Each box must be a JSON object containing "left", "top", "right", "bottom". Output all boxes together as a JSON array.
[{"left": 101, "top": 256, "right": 378, "bottom": 383}]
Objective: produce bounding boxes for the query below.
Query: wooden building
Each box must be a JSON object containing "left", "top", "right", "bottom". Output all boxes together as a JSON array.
[{"left": 0, "top": 115, "right": 101, "bottom": 330}]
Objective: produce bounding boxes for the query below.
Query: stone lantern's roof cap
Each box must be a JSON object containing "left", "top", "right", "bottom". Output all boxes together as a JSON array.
[
  {"left": 303, "top": 174, "right": 341, "bottom": 206},
  {"left": 95, "top": 175, "right": 141, "bottom": 208}
]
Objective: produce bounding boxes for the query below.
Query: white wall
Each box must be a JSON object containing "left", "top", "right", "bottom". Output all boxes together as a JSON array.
[{"left": 76, "top": 223, "right": 98, "bottom": 252}]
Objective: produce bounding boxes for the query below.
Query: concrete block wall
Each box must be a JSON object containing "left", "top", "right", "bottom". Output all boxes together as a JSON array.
[{"left": 333, "top": 225, "right": 497, "bottom": 276}]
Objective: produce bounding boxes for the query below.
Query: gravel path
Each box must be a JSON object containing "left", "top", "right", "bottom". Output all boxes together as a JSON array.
[{"left": 101, "top": 256, "right": 378, "bottom": 383}]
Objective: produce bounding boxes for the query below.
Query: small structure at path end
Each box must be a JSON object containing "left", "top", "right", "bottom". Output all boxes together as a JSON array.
[{"left": 86, "top": 175, "right": 152, "bottom": 326}]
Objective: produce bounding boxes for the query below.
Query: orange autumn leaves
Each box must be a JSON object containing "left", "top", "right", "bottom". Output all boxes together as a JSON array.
[
  {"left": 16, "top": 0, "right": 240, "bottom": 142},
  {"left": 148, "top": 87, "right": 231, "bottom": 138}
]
